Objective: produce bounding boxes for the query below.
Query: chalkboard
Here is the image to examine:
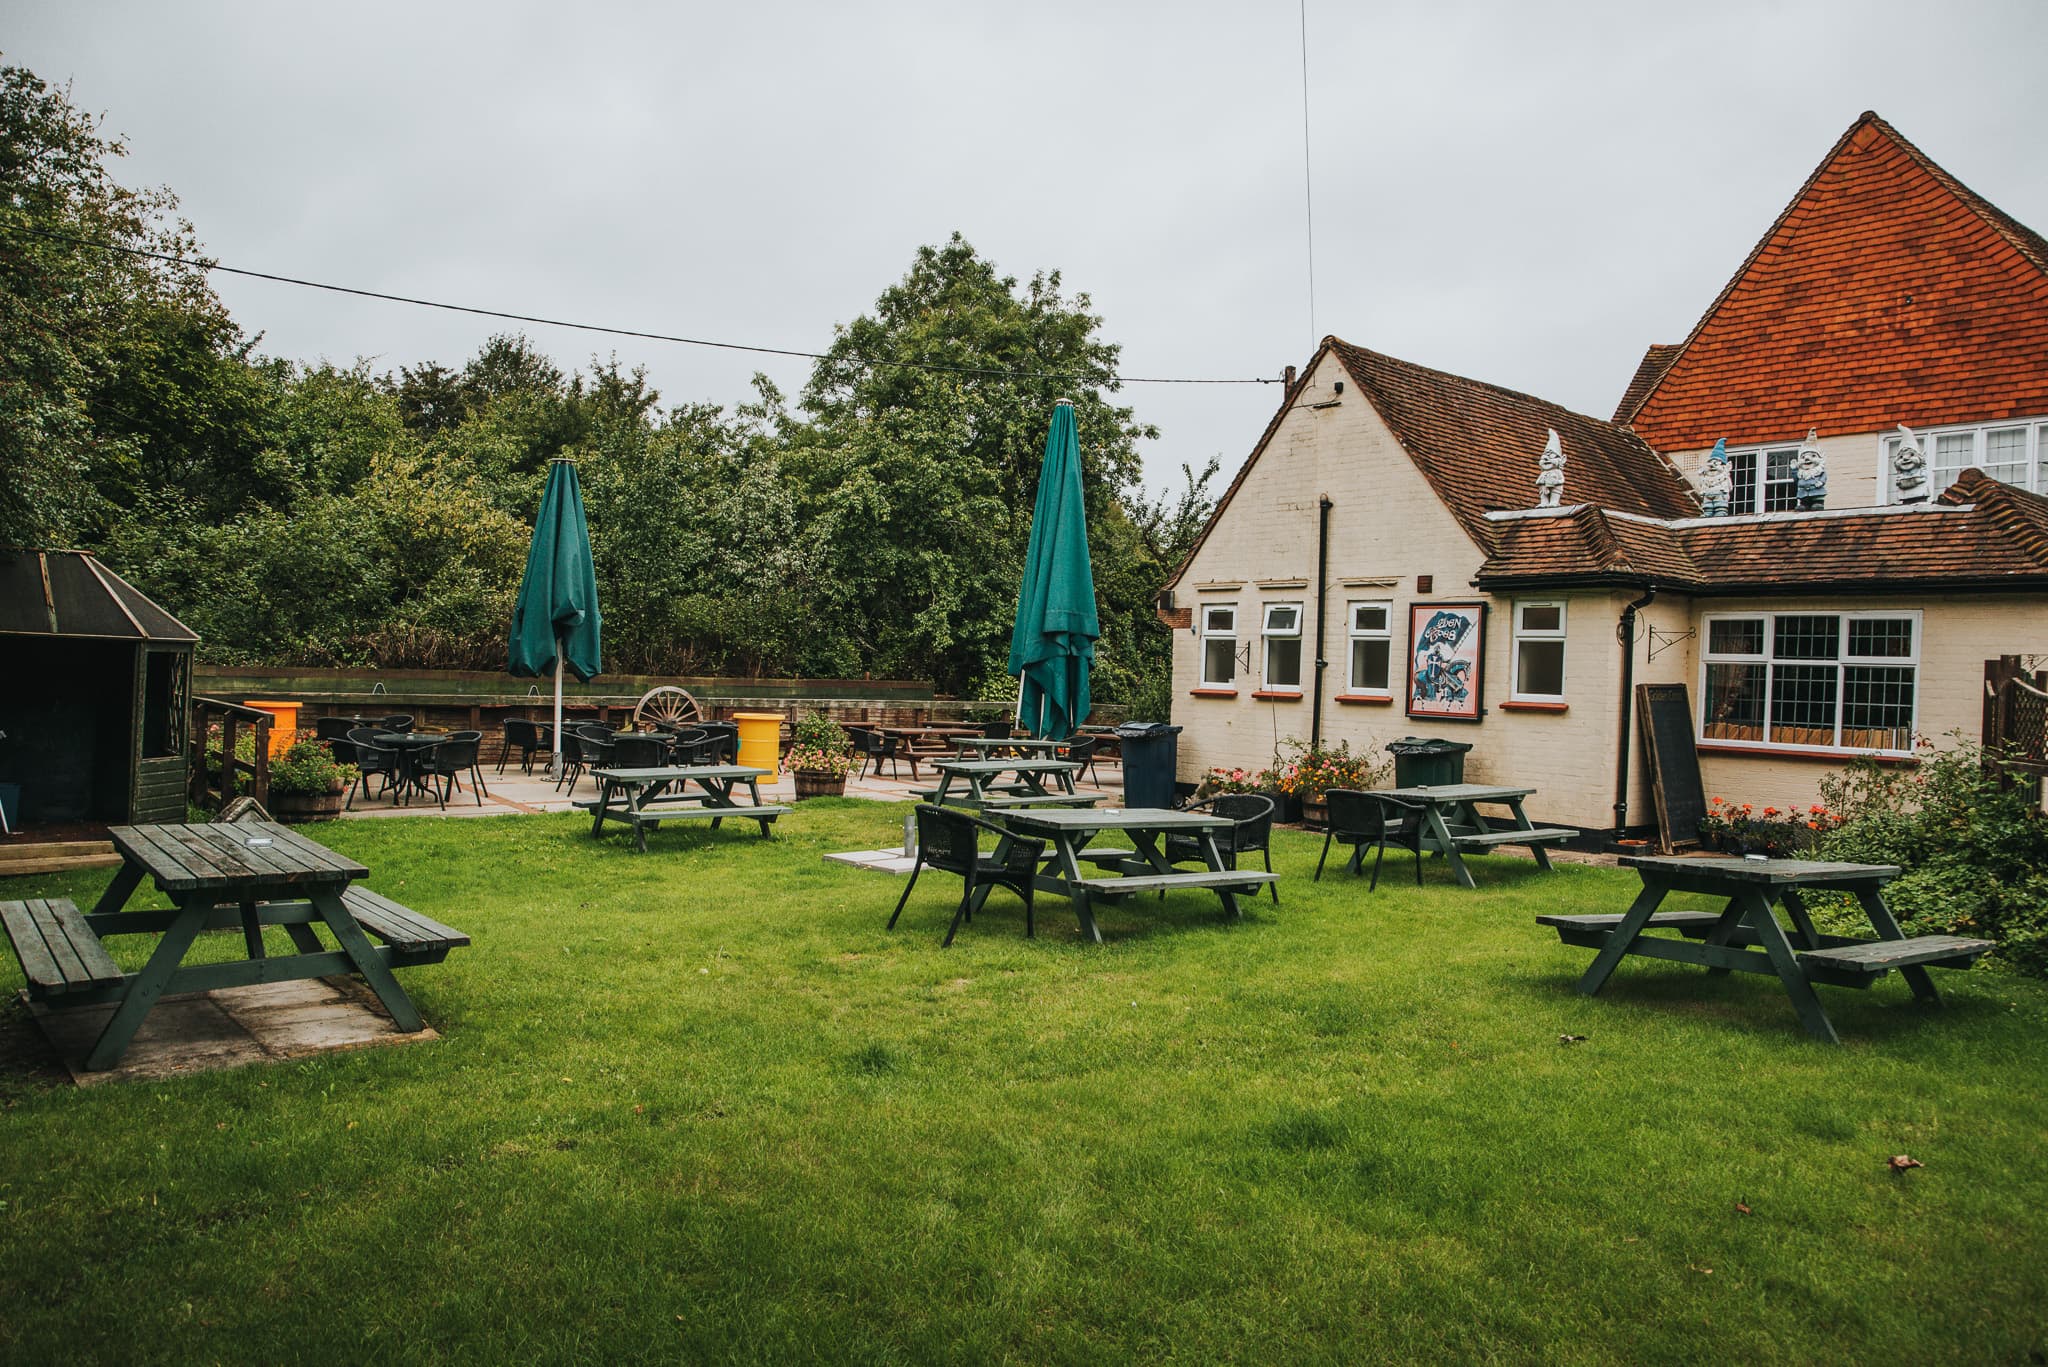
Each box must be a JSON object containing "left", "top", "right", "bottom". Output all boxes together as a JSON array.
[{"left": 1637, "top": 683, "right": 1705, "bottom": 853}]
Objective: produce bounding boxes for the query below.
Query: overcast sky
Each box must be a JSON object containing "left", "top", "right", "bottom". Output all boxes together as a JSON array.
[{"left": 12, "top": 1, "right": 2048, "bottom": 493}]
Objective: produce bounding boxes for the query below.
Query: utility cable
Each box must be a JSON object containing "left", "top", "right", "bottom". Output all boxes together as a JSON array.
[
  {"left": 1299, "top": 0, "right": 1319, "bottom": 348},
  {"left": 8, "top": 224, "right": 1278, "bottom": 387}
]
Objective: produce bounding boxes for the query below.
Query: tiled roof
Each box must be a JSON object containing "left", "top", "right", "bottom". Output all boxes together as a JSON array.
[
  {"left": 1612, "top": 343, "right": 1680, "bottom": 425},
  {"left": 1624, "top": 112, "right": 2048, "bottom": 450},
  {"left": 1328, "top": 342, "right": 1697, "bottom": 553},
  {"left": 1475, "top": 469, "right": 2048, "bottom": 592}
]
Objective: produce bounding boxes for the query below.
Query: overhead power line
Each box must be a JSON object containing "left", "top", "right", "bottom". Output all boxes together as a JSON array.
[{"left": 10, "top": 225, "right": 1278, "bottom": 387}]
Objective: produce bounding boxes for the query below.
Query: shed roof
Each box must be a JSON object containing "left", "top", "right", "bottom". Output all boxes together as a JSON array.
[{"left": 0, "top": 549, "right": 199, "bottom": 642}]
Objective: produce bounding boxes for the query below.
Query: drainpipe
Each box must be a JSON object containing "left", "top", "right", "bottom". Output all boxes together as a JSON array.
[
  {"left": 1310, "top": 495, "right": 1332, "bottom": 751},
  {"left": 1613, "top": 585, "right": 1657, "bottom": 835}
]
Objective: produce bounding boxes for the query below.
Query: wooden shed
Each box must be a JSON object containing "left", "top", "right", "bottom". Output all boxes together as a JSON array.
[{"left": 0, "top": 549, "right": 197, "bottom": 827}]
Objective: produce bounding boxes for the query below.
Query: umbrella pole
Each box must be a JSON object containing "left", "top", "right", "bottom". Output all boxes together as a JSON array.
[{"left": 551, "top": 644, "right": 565, "bottom": 783}]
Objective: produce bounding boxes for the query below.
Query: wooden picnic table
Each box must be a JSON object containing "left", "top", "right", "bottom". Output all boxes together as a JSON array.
[
  {"left": 0, "top": 821, "right": 468, "bottom": 1071},
  {"left": 915, "top": 758, "right": 1095, "bottom": 811},
  {"left": 880, "top": 726, "right": 988, "bottom": 779},
  {"left": 1539, "top": 855, "right": 1994, "bottom": 1043},
  {"left": 578, "top": 765, "right": 791, "bottom": 852},
  {"left": 1375, "top": 783, "right": 1574, "bottom": 889},
  {"left": 995, "top": 807, "right": 1278, "bottom": 943}
]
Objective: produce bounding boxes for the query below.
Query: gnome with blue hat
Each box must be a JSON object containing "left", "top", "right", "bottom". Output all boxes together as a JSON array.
[{"left": 1698, "top": 437, "right": 1733, "bottom": 516}]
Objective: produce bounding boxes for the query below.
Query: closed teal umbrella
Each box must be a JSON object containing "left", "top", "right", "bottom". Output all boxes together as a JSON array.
[
  {"left": 509, "top": 459, "right": 601, "bottom": 777},
  {"left": 1008, "top": 401, "right": 1098, "bottom": 740}
]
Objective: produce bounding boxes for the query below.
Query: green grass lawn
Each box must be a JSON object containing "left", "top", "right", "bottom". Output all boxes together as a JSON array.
[{"left": 2, "top": 803, "right": 2046, "bottom": 1363}]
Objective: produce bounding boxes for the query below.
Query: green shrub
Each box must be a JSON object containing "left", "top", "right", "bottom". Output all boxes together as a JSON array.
[
  {"left": 268, "top": 738, "right": 358, "bottom": 797},
  {"left": 790, "top": 711, "right": 851, "bottom": 757},
  {"left": 1814, "top": 736, "right": 2048, "bottom": 976}
]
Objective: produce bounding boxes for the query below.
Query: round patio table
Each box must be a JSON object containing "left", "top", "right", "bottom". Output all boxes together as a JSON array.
[{"left": 374, "top": 731, "right": 447, "bottom": 805}]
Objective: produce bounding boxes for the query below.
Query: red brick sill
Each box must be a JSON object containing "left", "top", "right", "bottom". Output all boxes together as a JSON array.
[
  {"left": 1696, "top": 742, "right": 1920, "bottom": 766},
  {"left": 1186, "top": 688, "right": 1238, "bottom": 698},
  {"left": 1333, "top": 693, "right": 1394, "bottom": 706},
  {"left": 1250, "top": 690, "right": 1303, "bottom": 701},
  {"left": 1500, "top": 699, "right": 1568, "bottom": 713}
]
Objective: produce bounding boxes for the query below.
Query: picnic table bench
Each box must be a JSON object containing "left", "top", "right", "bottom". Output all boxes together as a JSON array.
[
  {"left": 1539, "top": 855, "right": 1993, "bottom": 1042},
  {"left": 576, "top": 765, "right": 791, "bottom": 852},
  {"left": 0, "top": 821, "right": 467, "bottom": 1070}
]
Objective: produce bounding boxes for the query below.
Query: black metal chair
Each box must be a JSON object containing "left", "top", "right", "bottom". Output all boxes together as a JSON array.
[
  {"left": 1317, "top": 789, "right": 1428, "bottom": 890},
  {"left": 498, "top": 718, "right": 549, "bottom": 774},
  {"left": 847, "top": 726, "right": 901, "bottom": 779},
  {"left": 376, "top": 714, "right": 416, "bottom": 734},
  {"left": 695, "top": 721, "right": 738, "bottom": 765},
  {"left": 313, "top": 716, "right": 355, "bottom": 742},
  {"left": 979, "top": 720, "right": 1014, "bottom": 740},
  {"left": 1057, "top": 734, "right": 1101, "bottom": 785},
  {"left": 889, "top": 805, "right": 1045, "bottom": 947},
  {"left": 553, "top": 728, "right": 587, "bottom": 792},
  {"left": 419, "top": 733, "right": 484, "bottom": 809},
  {"left": 574, "top": 724, "right": 618, "bottom": 787},
  {"left": 344, "top": 728, "right": 400, "bottom": 809},
  {"left": 1166, "top": 793, "right": 1279, "bottom": 903},
  {"left": 612, "top": 733, "right": 669, "bottom": 769}
]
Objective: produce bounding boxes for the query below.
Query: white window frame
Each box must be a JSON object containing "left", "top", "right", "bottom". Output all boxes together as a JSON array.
[
  {"left": 1725, "top": 444, "right": 1801, "bottom": 514},
  {"left": 1260, "top": 602, "right": 1303, "bottom": 693},
  {"left": 1199, "top": 605, "right": 1238, "bottom": 689},
  {"left": 1698, "top": 610, "right": 1920, "bottom": 754},
  {"left": 1346, "top": 600, "right": 1393, "bottom": 695},
  {"left": 1510, "top": 600, "right": 1568, "bottom": 701},
  {"left": 1879, "top": 417, "right": 2048, "bottom": 501}
]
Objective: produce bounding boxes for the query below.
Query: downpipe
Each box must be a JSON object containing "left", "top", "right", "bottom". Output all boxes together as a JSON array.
[
  {"left": 1310, "top": 495, "right": 1332, "bottom": 752},
  {"left": 1613, "top": 585, "right": 1657, "bottom": 836}
]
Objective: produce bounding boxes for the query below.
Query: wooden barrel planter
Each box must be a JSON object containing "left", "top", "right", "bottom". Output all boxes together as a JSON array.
[
  {"left": 272, "top": 784, "right": 347, "bottom": 821},
  {"left": 792, "top": 770, "right": 848, "bottom": 800}
]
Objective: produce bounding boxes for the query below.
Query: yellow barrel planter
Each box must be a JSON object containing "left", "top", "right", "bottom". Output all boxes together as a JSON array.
[{"left": 733, "top": 712, "right": 788, "bottom": 776}]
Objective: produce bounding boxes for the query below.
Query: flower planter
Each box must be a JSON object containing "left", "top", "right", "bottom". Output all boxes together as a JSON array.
[
  {"left": 1300, "top": 798, "right": 1328, "bottom": 830},
  {"left": 1264, "top": 788, "right": 1303, "bottom": 824},
  {"left": 793, "top": 770, "right": 848, "bottom": 800},
  {"left": 273, "top": 784, "right": 347, "bottom": 822}
]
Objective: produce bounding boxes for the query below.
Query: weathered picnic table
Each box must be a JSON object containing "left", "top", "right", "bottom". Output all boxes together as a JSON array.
[
  {"left": 0, "top": 821, "right": 468, "bottom": 1070},
  {"left": 913, "top": 758, "right": 1095, "bottom": 811},
  {"left": 881, "top": 727, "right": 986, "bottom": 779},
  {"left": 949, "top": 735, "right": 1066, "bottom": 760},
  {"left": 995, "top": 807, "right": 1277, "bottom": 943},
  {"left": 1375, "top": 783, "right": 1574, "bottom": 889},
  {"left": 1539, "top": 855, "right": 1995, "bottom": 1043},
  {"left": 577, "top": 765, "right": 792, "bottom": 852}
]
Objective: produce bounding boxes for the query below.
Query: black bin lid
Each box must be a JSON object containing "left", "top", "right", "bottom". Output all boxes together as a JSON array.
[
  {"left": 1115, "top": 722, "right": 1182, "bottom": 738},
  {"left": 1385, "top": 736, "right": 1473, "bottom": 755}
]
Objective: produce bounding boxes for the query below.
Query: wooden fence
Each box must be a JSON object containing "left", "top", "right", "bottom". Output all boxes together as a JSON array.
[{"left": 1982, "top": 656, "right": 2048, "bottom": 806}]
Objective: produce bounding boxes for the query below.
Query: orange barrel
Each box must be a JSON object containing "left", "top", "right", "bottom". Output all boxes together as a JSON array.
[
  {"left": 242, "top": 700, "right": 303, "bottom": 756},
  {"left": 732, "top": 711, "right": 787, "bottom": 776}
]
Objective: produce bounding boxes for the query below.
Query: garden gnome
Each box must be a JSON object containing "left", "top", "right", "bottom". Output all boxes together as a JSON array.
[
  {"left": 1892, "top": 423, "right": 1930, "bottom": 503},
  {"left": 1795, "top": 428, "right": 1827, "bottom": 510},
  {"left": 1535, "top": 428, "right": 1565, "bottom": 507},
  {"left": 1697, "top": 437, "right": 1732, "bottom": 516}
]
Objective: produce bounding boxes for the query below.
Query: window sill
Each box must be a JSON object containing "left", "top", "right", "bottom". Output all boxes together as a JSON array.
[
  {"left": 1333, "top": 693, "right": 1394, "bottom": 706},
  {"left": 1187, "top": 687, "right": 1238, "bottom": 698},
  {"left": 1696, "top": 742, "right": 1919, "bottom": 766},
  {"left": 1500, "top": 699, "right": 1568, "bottom": 713},
  {"left": 1251, "top": 689, "right": 1303, "bottom": 701}
]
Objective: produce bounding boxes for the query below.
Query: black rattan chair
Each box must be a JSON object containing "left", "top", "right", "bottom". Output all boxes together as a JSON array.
[
  {"left": 499, "top": 718, "right": 549, "bottom": 774},
  {"left": 979, "top": 720, "right": 1014, "bottom": 740},
  {"left": 1166, "top": 793, "right": 1279, "bottom": 903},
  {"left": 417, "top": 733, "right": 483, "bottom": 808},
  {"left": 344, "top": 728, "right": 401, "bottom": 808},
  {"left": 847, "top": 726, "right": 901, "bottom": 780},
  {"left": 888, "top": 805, "right": 1045, "bottom": 947},
  {"left": 1317, "top": 789, "right": 1428, "bottom": 889},
  {"left": 313, "top": 716, "right": 356, "bottom": 742},
  {"left": 376, "top": 714, "right": 416, "bottom": 734},
  {"left": 553, "top": 727, "right": 586, "bottom": 792},
  {"left": 612, "top": 733, "right": 669, "bottom": 769},
  {"left": 575, "top": 724, "right": 618, "bottom": 785},
  {"left": 1057, "top": 734, "right": 1101, "bottom": 785}
]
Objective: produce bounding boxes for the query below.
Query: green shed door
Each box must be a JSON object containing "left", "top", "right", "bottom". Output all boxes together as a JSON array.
[{"left": 132, "top": 649, "right": 191, "bottom": 822}]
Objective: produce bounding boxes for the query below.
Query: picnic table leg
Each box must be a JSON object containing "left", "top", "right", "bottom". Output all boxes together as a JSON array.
[
  {"left": 1779, "top": 889, "right": 1823, "bottom": 950},
  {"left": 1049, "top": 835, "right": 1102, "bottom": 943},
  {"left": 743, "top": 779, "right": 774, "bottom": 838},
  {"left": 1504, "top": 798, "right": 1554, "bottom": 871},
  {"left": 1741, "top": 888, "right": 1840, "bottom": 1043},
  {"left": 590, "top": 780, "right": 613, "bottom": 838},
  {"left": 90, "top": 861, "right": 144, "bottom": 918},
  {"left": 1852, "top": 884, "right": 1943, "bottom": 1005},
  {"left": 1198, "top": 830, "right": 1245, "bottom": 922},
  {"left": 312, "top": 888, "right": 424, "bottom": 1034},
  {"left": 1575, "top": 879, "right": 1670, "bottom": 995},
  {"left": 1424, "top": 804, "right": 1476, "bottom": 889},
  {"left": 83, "top": 903, "right": 208, "bottom": 1072},
  {"left": 1702, "top": 896, "right": 1745, "bottom": 975},
  {"left": 239, "top": 898, "right": 266, "bottom": 959}
]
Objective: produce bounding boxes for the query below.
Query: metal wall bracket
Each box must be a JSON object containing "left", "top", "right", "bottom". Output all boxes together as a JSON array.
[{"left": 1647, "top": 626, "right": 1696, "bottom": 662}]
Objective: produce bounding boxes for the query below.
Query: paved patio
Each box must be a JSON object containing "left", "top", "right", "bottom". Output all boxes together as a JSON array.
[{"left": 335, "top": 753, "right": 1128, "bottom": 818}]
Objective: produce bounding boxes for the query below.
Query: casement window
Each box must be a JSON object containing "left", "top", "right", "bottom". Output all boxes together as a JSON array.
[
  {"left": 1726, "top": 445, "right": 1801, "bottom": 514},
  {"left": 1200, "top": 605, "right": 1238, "bottom": 688},
  {"left": 1347, "top": 601, "right": 1392, "bottom": 694},
  {"left": 1511, "top": 601, "right": 1567, "bottom": 700},
  {"left": 1700, "top": 611, "right": 1918, "bottom": 753},
  {"left": 1882, "top": 418, "right": 2048, "bottom": 499},
  {"left": 1261, "top": 604, "right": 1303, "bottom": 692}
]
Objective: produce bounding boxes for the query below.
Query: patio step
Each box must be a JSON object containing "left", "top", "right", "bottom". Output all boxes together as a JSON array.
[{"left": 0, "top": 842, "right": 122, "bottom": 878}]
